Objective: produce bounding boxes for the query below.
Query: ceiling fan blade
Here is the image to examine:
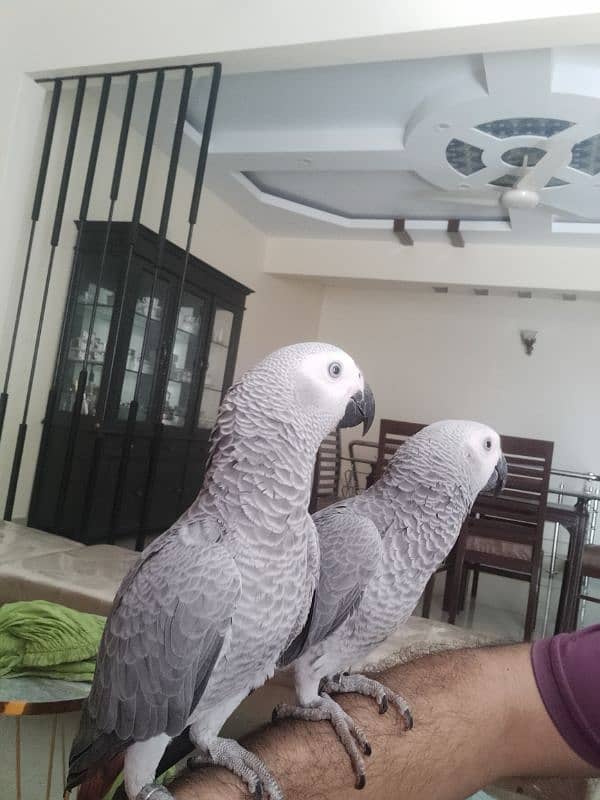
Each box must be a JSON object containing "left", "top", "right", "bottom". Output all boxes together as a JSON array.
[
  {"left": 516, "top": 137, "right": 574, "bottom": 192},
  {"left": 423, "top": 191, "right": 501, "bottom": 207}
]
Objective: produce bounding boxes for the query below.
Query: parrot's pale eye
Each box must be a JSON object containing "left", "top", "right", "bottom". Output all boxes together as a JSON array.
[
  {"left": 328, "top": 361, "right": 343, "bottom": 379},
  {"left": 484, "top": 438, "right": 493, "bottom": 451}
]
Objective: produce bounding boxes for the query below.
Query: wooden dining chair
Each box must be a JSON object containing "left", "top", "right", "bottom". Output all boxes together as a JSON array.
[
  {"left": 446, "top": 434, "right": 554, "bottom": 641},
  {"left": 573, "top": 544, "right": 600, "bottom": 623},
  {"left": 373, "top": 419, "right": 427, "bottom": 480},
  {"left": 309, "top": 429, "right": 342, "bottom": 513}
]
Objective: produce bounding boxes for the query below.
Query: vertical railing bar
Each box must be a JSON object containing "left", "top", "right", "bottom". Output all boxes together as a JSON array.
[
  {"left": 133, "top": 67, "right": 193, "bottom": 407},
  {"left": 79, "top": 433, "right": 103, "bottom": 543},
  {"left": 53, "top": 369, "right": 87, "bottom": 528},
  {"left": 53, "top": 76, "right": 111, "bottom": 528},
  {"left": 136, "top": 67, "right": 194, "bottom": 547},
  {"left": 106, "top": 70, "right": 164, "bottom": 539},
  {"left": 158, "top": 64, "right": 221, "bottom": 425},
  {"left": 50, "top": 79, "right": 87, "bottom": 248},
  {"left": 154, "top": 65, "right": 221, "bottom": 524},
  {"left": 77, "top": 73, "right": 139, "bottom": 540},
  {"left": 101, "top": 70, "right": 164, "bottom": 420},
  {"left": 548, "top": 481, "right": 565, "bottom": 576},
  {"left": 31, "top": 81, "right": 63, "bottom": 222},
  {"left": 81, "top": 73, "right": 137, "bottom": 374},
  {"left": 4, "top": 77, "right": 85, "bottom": 521},
  {"left": 131, "top": 71, "right": 165, "bottom": 231},
  {"left": 107, "top": 399, "right": 138, "bottom": 544},
  {"left": 188, "top": 64, "right": 221, "bottom": 225},
  {"left": 157, "top": 67, "right": 194, "bottom": 264},
  {"left": 79, "top": 76, "right": 112, "bottom": 223},
  {"left": 49, "top": 75, "right": 111, "bottom": 391},
  {"left": 0, "top": 80, "right": 62, "bottom": 445}
]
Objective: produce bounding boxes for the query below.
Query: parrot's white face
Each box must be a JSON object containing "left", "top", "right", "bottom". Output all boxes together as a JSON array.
[
  {"left": 421, "top": 420, "right": 505, "bottom": 496},
  {"left": 462, "top": 424, "right": 504, "bottom": 494},
  {"left": 294, "top": 348, "right": 365, "bottom": 422}
]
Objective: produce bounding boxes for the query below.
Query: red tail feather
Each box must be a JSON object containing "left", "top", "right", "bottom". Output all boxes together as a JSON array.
[{"left": 75, "top": 753, "right": 125, "bottom": 800}]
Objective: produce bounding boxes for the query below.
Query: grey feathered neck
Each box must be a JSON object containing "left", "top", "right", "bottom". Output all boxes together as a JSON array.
[
  {"left": 191, "top": 343, "right": 339, "bottom": 530},
  {"left": 353, "top": 430, "right": 475, "bottom": 570}
]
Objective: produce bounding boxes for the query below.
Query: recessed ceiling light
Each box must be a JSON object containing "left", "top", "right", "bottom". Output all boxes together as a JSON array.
[
  {"left": 474, "top": 288, "right": 489, "bottom": 296},
  {"left": 518, "top": 290, "right": 532, "bottom": 299},
  {"left": 562, "top": 292, "right": 577, "bottom": 301},
  {"left": 436, "top": 122, "right": 451, "bottom": 131},
  {"left": 433, "top": 286, "right": 448, "bottom": 294}
]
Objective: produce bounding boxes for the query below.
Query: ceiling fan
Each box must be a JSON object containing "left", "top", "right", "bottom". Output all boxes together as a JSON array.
[{"left": 428, "top": 135, "right": 575, "bottom": 211}]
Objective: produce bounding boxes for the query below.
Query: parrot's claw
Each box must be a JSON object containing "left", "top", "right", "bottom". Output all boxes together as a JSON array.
[
  {"left": 273, "top": 692, "right": 370, "bottom": 789},
  {"left": 136, "top": 783, "right": 174, "bottom": 800},
  {"left": 187, "top": 738, "right": 283, "bottom": 800},
  {"left": 322, "top": 672, "right": 414, "bottom": 731}
]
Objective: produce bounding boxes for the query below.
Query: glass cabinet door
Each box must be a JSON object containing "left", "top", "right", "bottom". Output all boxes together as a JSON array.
[
  {"left": 118, "top": 269, "right": 168, "bottom": 422},
  {"left": 198, "top": 307, "right": 234, "bottom": 430},
  {"left": 162, "top": 291, "right": 207, "bottom": 428},
  {"left": 58, "top": 254, "right": 119, "bottom": 416}
]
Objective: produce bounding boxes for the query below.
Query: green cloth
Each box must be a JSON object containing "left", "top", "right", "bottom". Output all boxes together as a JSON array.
[{"left": 0, "top": 600, "right": 105, "bottom": 681}]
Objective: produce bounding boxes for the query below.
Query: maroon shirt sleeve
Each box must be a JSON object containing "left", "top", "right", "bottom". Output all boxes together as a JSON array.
[{"left": 531, "top": 624, "right": 600, "bottom": 768}]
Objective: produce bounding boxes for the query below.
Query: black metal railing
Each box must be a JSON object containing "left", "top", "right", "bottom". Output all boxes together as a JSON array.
[{"left": 1, "top": 62, "right": 221, "bottom": 546}]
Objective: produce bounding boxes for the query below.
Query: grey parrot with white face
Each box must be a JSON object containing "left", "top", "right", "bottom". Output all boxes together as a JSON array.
[
  {"left": 65, "top": 342, "right": 375, "bottom": 800},
  {"left": 275, "top": 420, "right": 507, "bottom": 788}
]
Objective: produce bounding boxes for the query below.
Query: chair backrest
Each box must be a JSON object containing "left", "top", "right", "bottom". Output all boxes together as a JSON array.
[
  {"left": 373, "top": 419, "right": 426, "bottom": 481},
  {"left": 309, "top": 429, "right": 342, "bottom": 513}
]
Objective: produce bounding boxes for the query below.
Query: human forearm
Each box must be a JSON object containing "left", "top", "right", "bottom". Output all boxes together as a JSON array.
[{"left": 170, "top": 644, "right": 597, "bottom": 800}]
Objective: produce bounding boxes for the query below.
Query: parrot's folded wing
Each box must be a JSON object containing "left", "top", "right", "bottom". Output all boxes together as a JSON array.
[
  {"left": 280, "top": 504, "right": 382, "bottom": 667},
  {"left": 66, "top": 519, "right": 241, "bottom": 789}
]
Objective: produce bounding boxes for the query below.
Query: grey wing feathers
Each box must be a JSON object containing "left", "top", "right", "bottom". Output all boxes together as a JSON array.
[
  {"left": 304, "top": 504, "right": 382, "bottom": 653},
  {"left": 67, "top": 520, "right": 241, "bottom": 786}
]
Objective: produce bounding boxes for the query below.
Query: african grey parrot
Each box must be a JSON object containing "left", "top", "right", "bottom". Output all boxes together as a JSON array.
[
  {"left": 65, "top": 342, "right": 375, "bottom": 800},
  {"left": 275, "top": 420, "right": 507, "bottom": 788}
]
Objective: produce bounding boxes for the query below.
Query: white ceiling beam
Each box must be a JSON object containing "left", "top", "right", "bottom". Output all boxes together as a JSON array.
[
  {"left": 482, "top": 50, "right": 554, "bottom": 96},
  {"left": 265, "top": 235, "right": 600, "bottom": 293},
  {"left": 186, "top": 121, "right": 408, "bottom": 157}
]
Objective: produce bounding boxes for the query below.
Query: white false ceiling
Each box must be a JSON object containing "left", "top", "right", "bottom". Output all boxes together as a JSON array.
[
  {"left": 120, "top": 45, "right": 600, "bottom": 244},
  {"left": 196, "top": 46, "right": 600, "bottom": 244}
]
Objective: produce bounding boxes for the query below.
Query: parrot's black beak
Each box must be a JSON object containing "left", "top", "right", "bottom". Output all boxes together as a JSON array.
[
  {"left": 482, "top": 454, "right": 508, "bottom": 495},
  {"left": 338, "top": 383, "right": 375, "bottom": 435}
]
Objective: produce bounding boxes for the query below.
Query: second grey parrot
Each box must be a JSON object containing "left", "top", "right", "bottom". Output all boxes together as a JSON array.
[
  {"left": 65, "top": 342, "right": 375, "bottom": 800},
  {"left": 275, "top": 420, "right": 507, "bottom": 787}
]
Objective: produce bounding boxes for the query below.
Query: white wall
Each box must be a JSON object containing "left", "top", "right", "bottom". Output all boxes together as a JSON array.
[
  {"left": 317, "top": 284, "right": 600, "bottom": 472},
  {"left": 0, "top": 88, "right": 323, "bottom": 518}
]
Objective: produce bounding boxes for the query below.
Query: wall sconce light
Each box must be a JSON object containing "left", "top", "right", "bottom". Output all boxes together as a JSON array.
[{"left": 520, "top": 329, "right": 537, "bottom": 356}]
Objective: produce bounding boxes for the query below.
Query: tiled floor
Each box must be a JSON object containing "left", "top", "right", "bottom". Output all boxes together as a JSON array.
[{"left": 417, "top": 554, "right": 600, "bottom": 640}]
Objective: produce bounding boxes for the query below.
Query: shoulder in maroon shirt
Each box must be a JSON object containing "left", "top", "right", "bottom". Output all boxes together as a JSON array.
[{"left": 532, "top": 623, "right": 600, "bottom": 769}]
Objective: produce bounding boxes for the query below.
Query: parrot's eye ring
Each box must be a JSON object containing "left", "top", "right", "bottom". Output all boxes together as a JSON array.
[
  {"left": 328, "top": 361, "right": 343, "bottom": 379},
  {"left": 484, "top": 438, "right": 493, "bottom": 451}
]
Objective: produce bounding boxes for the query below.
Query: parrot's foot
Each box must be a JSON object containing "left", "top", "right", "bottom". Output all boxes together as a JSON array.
[
  {"left": 187, "top": 737, "right": 283, "bottom": 800},
  {"left": 322, "top": 672, "right": 413, "bottom": 730},
  {"left": 136, "top": 784, "right": 174, "bottom": 800},
  {"left": 272, "top": 692, "right": 370, "bottom": 789}
]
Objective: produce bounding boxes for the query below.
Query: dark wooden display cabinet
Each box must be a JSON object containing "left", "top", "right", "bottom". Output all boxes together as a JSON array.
[{"left": 28, "top": 221, "right": 251, "bottom": 543}]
